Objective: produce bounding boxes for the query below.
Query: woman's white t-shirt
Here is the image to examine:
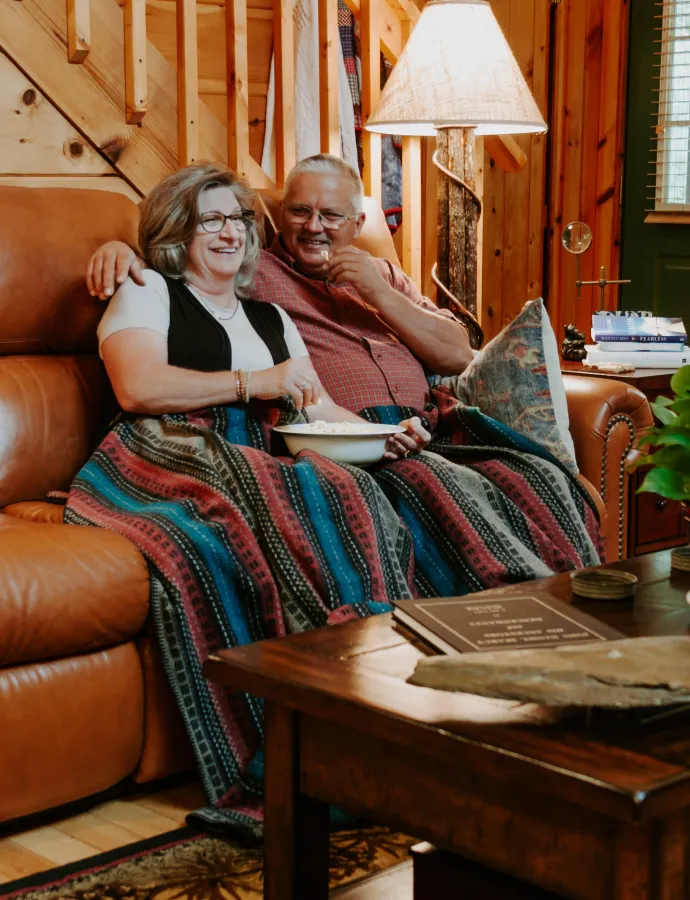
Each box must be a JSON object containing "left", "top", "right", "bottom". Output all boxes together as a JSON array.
[{"left": 97, "top": 270, "right": 309, "bottom": 370}]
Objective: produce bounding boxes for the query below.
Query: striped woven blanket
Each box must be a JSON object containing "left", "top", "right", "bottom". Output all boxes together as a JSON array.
[{"left": 65, "top": 390, "right": 601, "bottom": 838}]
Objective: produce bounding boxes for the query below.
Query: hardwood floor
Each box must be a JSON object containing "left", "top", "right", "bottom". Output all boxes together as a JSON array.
[
  {"left": 0, "top": 782, "right": 414, "bottom": 897},
  {"left": 0, "top": 781, "right": 205, "bottom": 882}
]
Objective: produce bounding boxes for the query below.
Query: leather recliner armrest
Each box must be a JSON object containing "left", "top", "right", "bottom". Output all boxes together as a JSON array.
[
  {"left": 0, "top": 514, "right": 150, "bottom": 667},
  {"left": 562, "top": 374, "right": 653, "bottom": 561}
]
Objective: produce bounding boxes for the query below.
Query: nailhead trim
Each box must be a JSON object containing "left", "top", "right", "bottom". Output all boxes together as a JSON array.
[{"left": 601, "top": 414, "right": 636, "bottom": 560}]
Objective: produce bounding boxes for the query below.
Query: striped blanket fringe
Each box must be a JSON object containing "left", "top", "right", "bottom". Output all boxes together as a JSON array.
[{"left": 65, "top": 387, "right": 602, "bottom": 839}]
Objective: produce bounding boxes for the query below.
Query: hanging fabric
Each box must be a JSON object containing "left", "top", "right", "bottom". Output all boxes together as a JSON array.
[{"left": 261, "top": 0, "right": 359, "bottom": 180}]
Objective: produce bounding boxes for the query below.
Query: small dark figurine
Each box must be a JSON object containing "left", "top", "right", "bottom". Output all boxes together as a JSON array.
[{"left": 561, "top": 323, "right": 587, "bottom": 361}]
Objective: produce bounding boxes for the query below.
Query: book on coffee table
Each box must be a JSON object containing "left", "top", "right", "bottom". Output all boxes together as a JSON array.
[{"left": 393, "top": 594, "right": 623, "bottom": 655}]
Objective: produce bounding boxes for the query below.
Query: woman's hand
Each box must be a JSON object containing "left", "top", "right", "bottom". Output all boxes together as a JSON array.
[
  {"left": 383, "top": 417, "right": 431, "bottom": 460},
  {"left": 87, "top": 241, "right": 147, "bottom": 299},
  {"left": 249, "top": 357, "right": 322, "bottom": 409}
]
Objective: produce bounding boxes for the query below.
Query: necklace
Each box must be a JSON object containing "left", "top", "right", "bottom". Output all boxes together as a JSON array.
[{"left": 187, "top": 284, "right": 241, "bottom": 322}]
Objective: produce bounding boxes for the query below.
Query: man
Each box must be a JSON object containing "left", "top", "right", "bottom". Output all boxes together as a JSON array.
[{"left": 87, "top": 154, "right": 473, "bottom": 414}]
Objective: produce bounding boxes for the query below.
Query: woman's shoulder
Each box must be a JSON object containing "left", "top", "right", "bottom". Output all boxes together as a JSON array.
[
  {"left": 110, "top": 268, "right": 170, "bottom": 306},
  {"left": 125, "top": 268, "right": 169, "bottom": 293}
]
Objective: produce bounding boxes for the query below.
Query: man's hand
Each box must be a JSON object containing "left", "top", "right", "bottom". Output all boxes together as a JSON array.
[
  {"left": 383, "top": 417, "right": 431, "bottom": 460},
  {"left": 87, "top": 241, "right": 146, "bottom": 300},
  {"left": 326, "top": 247, "right": 390, "bottom": 305}
]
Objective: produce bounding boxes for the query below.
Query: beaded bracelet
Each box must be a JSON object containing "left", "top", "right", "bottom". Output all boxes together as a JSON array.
[
  {"left": 235, "top": 369, "right": 242, "bottom": 403},
  {"left": 245, "top": 370, "right": 252, "bottom": 404}
]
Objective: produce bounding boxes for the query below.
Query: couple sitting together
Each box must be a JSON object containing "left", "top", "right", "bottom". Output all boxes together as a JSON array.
[{"left": 70, "top": 153, "right": 601, "bottom": 837}]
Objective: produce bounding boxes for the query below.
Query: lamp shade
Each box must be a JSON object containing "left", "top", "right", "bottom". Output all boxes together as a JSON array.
[{"left": 365, "top": 0, "right": 547, "bottom": 137}]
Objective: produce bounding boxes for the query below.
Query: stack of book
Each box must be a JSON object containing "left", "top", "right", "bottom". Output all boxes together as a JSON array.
[{"left": 585, "top": 315, "right": 688, "bottom": 369}]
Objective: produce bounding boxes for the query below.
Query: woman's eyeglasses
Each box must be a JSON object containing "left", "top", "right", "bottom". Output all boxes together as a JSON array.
[
  {"left": 282, "top": 204, "right": 357, "bottom": 230},
  {"left": 200, "top": 210, "right": 256, "bottom": 234}
]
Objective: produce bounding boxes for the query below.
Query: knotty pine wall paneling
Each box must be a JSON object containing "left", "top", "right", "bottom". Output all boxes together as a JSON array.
[
  {"left": 121, "top": 0, "right": 272, "bottom": 163},
  {"left": 546, "top": 0, "right": 629, "bottom": 343},
  {"left": 480, "top": 0, "right": 549, "bottom": 341},
  {"left": 0, "top": 49, "right": 141, "bottom": 200}
]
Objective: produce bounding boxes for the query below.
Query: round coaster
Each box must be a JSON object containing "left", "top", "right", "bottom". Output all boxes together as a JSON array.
[
  {"left": 570, "top": 569, "right": 638, "bottom": 600},
  {"left": 671, "top": 546, "right": 690, "bottom": 572}
]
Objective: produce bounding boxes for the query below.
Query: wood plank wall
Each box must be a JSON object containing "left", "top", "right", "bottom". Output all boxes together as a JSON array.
[
  {"left": 480, "top": 0, "right": 549, "bottom": 342},
  {"left": 478, "top": 0, "right": 628, "bottom": 345},
  {"left": 546, "top": 0, "right": 630, "bottom": 343},
  {"left": 127, "top": 0, "right": 272, "bottom": 163}
]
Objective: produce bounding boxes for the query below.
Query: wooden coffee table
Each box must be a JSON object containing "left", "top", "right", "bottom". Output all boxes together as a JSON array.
[{"left": 204, "top": 551, "right": 690, "bottom": 899}]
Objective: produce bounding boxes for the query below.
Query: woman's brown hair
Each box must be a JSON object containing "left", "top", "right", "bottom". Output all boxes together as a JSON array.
[{"left": 138, "top": 163, "right": 261, "bottom": 297}]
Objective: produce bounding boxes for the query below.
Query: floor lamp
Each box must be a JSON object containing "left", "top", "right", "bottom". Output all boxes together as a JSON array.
[{"left": 365, "top": 0, "right": 546, "bottom": 347}]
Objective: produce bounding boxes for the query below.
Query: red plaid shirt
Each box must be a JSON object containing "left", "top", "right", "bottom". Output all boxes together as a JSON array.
[{"left": 251, "top": 238, "right": 457, "bottom": 412}]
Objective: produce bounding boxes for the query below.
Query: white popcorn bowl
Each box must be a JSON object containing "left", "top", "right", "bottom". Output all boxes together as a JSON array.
[{"left": 273, "top": 423, "right": 406, "bottom": 466}]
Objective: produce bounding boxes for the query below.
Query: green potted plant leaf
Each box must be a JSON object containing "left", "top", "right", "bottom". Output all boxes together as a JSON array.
[{"left": 631, "top": 365, "right": 690, "bottom": 539}]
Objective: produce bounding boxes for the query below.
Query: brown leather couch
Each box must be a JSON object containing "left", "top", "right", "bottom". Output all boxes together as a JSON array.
[{"left": 0, "top": 185, "right": 651, "bottom": 825}]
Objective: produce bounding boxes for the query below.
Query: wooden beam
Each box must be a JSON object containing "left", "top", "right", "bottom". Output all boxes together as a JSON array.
[
  {"left": 318, "top": 0, "right": 340, "bottom": 156},
  {"left": 124, "top": 0, "right": 147, "bottom": 125},
  {"left": 226, "top": 0, "right": 250, "bottom": 176},
  {"left": 0, "top": 175, "right": 142, "bottom": 202},
  {"left": 385, "top": 0, "right": 419, "bottom": 25},
  {"left": 273, "top": 0, "right": 296, "bottom": 186},
  {"left": 66, "top": 0, "right": 91, "bottom": 63},
  {"left": 176, "top": 0, "right": 199, "bottom": 165},
  {"left": 400, "top": 20, "right": 421, "bottom": 287},
  {"left": 484, "top": 135, "right": 528, "bottom": 174},
  {"left": 379, "top": 0, "right": 402, "bottom": 64},
  {"left": 402, "top": 137, "right": 422, "bottom": 287},
  {"left": 526, "top": 0, "right": 548, "bottom": 303},
  {"left": 360, "top": 0, "right": 381, "bottom": 202}
]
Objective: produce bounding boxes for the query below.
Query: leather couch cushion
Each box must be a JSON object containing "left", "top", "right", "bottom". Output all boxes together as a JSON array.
[
  {"left": 0, "top": 356, "right": 115, "bottom": 507},
  {"left": 2, "top": 500, "right": 65, "bottom": 524},
  {"left": 0, "top": 515, "right": 149, "bottom": 666},
  {"left": 0, "top": 186, "right": 139, "bottom": 355},
  {"left": 0, "top": 645, "right": 144, "bottom": 822},
  {"left": 133, "top": 632, "right": 196, "bottom": 783}
]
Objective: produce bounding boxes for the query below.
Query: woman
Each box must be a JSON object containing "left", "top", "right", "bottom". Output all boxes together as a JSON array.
[
  {"left": 68, "top": 164, "right": 437, "bottom": 838},
  {"left": 97, "top": 163, "right": 427, "bottom": 458}
]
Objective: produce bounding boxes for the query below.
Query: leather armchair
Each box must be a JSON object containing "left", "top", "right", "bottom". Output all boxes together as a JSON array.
[{"left": 0, "top": 185, "right": 650, "bottom": 825}]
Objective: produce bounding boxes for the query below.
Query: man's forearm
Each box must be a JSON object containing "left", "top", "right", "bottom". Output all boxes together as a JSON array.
[{"left": 372, "top": 285, "right": 473, "bottom": 375}]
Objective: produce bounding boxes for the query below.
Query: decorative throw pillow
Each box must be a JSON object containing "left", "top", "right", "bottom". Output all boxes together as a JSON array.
[{"left": 440, "top": 298, "right": 579, "bottom": 473}]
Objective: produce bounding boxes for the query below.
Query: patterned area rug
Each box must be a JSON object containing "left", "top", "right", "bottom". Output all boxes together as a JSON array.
[{"left": 0, "top": 826, "right": 416, "bottom": 899}]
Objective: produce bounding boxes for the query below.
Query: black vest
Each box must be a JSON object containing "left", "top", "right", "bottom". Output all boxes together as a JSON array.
[{"left": 163, "top": 275, "right": 290, "bottom": 372}]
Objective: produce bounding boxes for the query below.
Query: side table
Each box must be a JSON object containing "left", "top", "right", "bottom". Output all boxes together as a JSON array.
[{"left": 560, "top": 363, "right": 686, "bottom": 557}]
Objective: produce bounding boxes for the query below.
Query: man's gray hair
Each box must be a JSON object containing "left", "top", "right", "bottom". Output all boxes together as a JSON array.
[{"left": 284, "top": 154, "right": 364, "bottom": 213}]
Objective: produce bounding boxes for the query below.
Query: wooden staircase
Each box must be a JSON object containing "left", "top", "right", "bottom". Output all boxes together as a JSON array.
[{"left": 0, "top": 0, "right": 230, "bottom": 196}]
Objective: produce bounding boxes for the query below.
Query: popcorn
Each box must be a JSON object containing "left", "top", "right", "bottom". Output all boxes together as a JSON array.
[
  {"left": 320, "top": 250, "right": 330, "bottom": 262},
  {"left": 301, "top": 420, "right": 368, "bottom": 434}
]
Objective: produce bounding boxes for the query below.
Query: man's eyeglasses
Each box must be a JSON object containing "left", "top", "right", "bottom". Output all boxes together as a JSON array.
[
  {"left": 199, "top": 210, "right": 256, "bottom": 234},
  {"left": 282, "top": 204, "right": 357, "bottom": 230}
]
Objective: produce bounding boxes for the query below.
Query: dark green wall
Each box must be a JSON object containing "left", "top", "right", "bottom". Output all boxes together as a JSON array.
[{"left": 620, "top": 0, "right": 690, "bottom": 317}]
